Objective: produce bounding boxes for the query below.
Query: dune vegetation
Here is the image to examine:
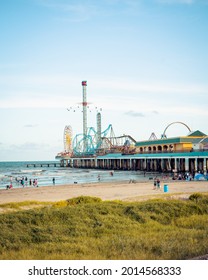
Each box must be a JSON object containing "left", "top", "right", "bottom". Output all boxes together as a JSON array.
[{"left": 0, "top": 194, "right": 208, "bottom": 260}]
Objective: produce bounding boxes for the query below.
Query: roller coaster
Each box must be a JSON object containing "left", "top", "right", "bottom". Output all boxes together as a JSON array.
[
  {"left": 72, "top": 124, "right": 136, "bottom": 156},
  {"left": 73, "top": 124, "right": 113, "bottom": 156},
  {"left": 58, "top": 120, "right": 195, "bottom": 158}
]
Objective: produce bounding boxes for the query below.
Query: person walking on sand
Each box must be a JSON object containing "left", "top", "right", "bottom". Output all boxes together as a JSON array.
[
  {"left": 156, "top": 178, "right": 161, "bottom": 190},
  {"left": 153, "top": 178, "right": 157, "bottom": 190}
]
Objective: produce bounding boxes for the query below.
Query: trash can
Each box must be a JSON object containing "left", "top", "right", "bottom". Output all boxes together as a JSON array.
[{"left": 164, "top": 184, "right": 168, "bottom": 192}]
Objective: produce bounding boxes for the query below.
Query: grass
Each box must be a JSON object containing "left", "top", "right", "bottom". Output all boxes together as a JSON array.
[{"left": 0, "top": 194, "right": 208, "bottom": 260}]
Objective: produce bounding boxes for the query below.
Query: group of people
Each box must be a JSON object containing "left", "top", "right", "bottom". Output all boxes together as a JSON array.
[
  {"left": 18, "top": 177, "right": 39, "bottom": 187},
  {"left": 172, "top": 172, "right": 193, "bottom": 181},
  {"left": 6, "top": 176, "right": 57, "bottom": 190},
  {"left": 153, "top": 177, "right": 161, "bottom": 190},
  {"left": 6, "top": 176, "right": 39, "bottom": 189}
]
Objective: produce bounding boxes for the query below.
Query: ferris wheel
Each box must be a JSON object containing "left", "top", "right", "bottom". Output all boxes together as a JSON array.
[{"left": 64, "top": 125, "right": 73, "bottom": 153}]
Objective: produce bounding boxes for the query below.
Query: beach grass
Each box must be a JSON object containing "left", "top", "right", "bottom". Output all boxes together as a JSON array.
[{"left": 0, "top": 194, "right": 208, "bottom": 260}]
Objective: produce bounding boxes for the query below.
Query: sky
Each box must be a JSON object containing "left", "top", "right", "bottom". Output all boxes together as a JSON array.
[{"left": 0, "top": 0, "right": 208, "bottom": 161}]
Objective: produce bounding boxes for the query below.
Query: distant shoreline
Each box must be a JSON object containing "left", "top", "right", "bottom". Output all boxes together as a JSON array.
[{"left": 0, "top": 180, "right": 208, "bottom": 204}]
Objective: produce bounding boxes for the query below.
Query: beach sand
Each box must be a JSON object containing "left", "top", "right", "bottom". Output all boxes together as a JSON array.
[{"left": 0, "top": 180, "right": 208, "bottom": 204}]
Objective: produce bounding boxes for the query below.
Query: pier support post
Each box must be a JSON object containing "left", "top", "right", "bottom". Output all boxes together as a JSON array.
[
  {"left": 203, "top": 158, "right": 206, "bottom": 174},
  {"left": 205, "top": 159, "right": 208, "bottom": 174},
  {"left": 174, "top": 158, "right": 177, "bottom": 172},
  {"left": 185, "top": 158, "right": 189, "bottom": 172},
  {"left": 161, "top": 159, "right": 165, "bottom": 171},
  {"left": 194, "top": 158, "right": 198, "bottom": 172}
]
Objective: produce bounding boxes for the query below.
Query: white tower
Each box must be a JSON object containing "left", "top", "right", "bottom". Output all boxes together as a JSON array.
[
  {"left": 82, "top": 81, "right": 87, "bottom": 151},
  {"left": 97, "top": 112, "right": 102, "bottom": 146}
]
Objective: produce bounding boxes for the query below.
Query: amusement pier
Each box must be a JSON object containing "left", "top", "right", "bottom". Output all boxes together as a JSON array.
[{"left": 56, "top": 81, "right": 208, "bottom": 175}]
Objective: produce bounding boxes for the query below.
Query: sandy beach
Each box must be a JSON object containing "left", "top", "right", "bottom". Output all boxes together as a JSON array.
[{"left": 0, "top": 180, "right": 208, "bottom": 204}]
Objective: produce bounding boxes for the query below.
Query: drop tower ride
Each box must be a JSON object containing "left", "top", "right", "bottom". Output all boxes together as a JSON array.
[{"left": 82, "top": 81, "right": 88, "bottom": 151}]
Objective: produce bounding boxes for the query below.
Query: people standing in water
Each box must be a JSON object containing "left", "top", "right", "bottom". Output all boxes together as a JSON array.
[
  {"left": 21, "top": 177, "right": 25, "bottom": 187},
  {"left": 32, "top": 179, "right": 38, "bottom": 187},
  {"left": 52, "top": 177, "right": 55, "bottom": 185}
]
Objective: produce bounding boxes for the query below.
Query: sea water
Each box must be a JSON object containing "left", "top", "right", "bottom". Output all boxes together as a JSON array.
[{"left": 0, "top": 161, "right": 150, "bottom": 190}]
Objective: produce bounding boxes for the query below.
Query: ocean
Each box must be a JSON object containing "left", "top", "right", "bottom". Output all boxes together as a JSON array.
[{"left": 0, "top": 161, "right": 151, "bottom": 190}]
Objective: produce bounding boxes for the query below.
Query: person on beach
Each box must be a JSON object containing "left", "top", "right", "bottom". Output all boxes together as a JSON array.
[
  {"left": 21, "top": 177, "right": 25, "bottom": 187},
  {"left": 129, "top": 179, "right": 136, "bottom": 183},
  {"left": 98, "top": 174, "right": 100, "bottom": 181},
  {"left": 156, "top": 178, "right": 161, "bottom": 190},
  {"left": 6, "top": 183, "right": 13, "bottom": 190},
  {"left": 33, "top": 179, "right": 38, "bottom": 187},
  {"left": 153, "top": 178, "right": 157, "bottom": 190},
  {"left": 34, "top": 179, "right": 38, "bottom": 187},
  {"left": 52, "top": 177, "right": 55, "bottom": 185}
]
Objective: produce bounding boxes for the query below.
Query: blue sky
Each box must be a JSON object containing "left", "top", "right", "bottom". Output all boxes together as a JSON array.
[{"left": 0, "top": 0, "right": 208, "bottom": 161}]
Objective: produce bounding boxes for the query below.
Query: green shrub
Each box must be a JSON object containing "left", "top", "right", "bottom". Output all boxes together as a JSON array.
[
  {"left": 0, "top": 196, "right": 208, "bottom": 260},
  {"left": 66, "top": 196, "right": 102, "bottom": 205},
  {"left": 189, "top": 193, "right": 203, "bottom": 203}
]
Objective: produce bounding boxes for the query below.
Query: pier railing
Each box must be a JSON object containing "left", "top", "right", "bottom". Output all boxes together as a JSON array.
[
  {"left": 26, "top": 162, "right": 61, "bottom": 168},
  {"left": 124, "top": 149, "right": 208, "bottom": 155}
]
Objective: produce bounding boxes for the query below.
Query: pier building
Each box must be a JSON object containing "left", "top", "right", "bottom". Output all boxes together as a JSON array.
[{"left": 58, "top": 131, "right": 208, "bottom": 174}]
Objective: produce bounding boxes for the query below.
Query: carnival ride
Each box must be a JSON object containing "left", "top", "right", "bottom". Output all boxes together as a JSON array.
[
  {"left": 64, "top": 125, "right": 73, "bottom": 153},
  {"left": 57, "top": 81, "right": 205, "bottom": 160},
  {"left": 73, "top": 124, "right": 113, "bottom": 156},
  {"left": 56, "top": 125, "right": 73, "bottom": 158},
  {"left": 72, "top": 124, "right": 137, "bottom": 156},
  {"left": 161, "top": 121, "right": 192, "bottom": 139}
]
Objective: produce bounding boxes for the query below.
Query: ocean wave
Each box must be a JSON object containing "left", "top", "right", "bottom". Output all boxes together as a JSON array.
[{"left": 21, "top": 169, "right": 45, "bottom": 173}]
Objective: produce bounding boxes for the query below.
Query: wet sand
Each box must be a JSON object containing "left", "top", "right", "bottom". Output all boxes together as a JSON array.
[{"left": 0, "top": 180, "right": 208, "bottom": 204}]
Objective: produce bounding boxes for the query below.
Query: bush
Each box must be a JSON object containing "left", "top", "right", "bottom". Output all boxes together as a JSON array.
[
  {"left": 0, "top": 196, "right": 208, "bottom": 260},
  {"left": 189, "top": 193, "right": 203, "bottom": 203},
  {"left": 66, "top": 196, "right": 102, "bottom": 205}
]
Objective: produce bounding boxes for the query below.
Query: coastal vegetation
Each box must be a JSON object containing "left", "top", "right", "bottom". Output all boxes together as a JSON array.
[{"left": 0, "top": 194, "right": 208, "bottom": 260}]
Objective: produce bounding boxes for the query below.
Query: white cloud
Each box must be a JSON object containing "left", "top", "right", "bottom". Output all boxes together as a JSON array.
[
  {"left": 124, "top": 110, "right": 145, "bottom": 117},
  {"left": 0, "top": 75, "right": 207, "bottom": 114},
  {"left": 36, "top": 0, "right": 101, "bottom": 22},
  {"left": 156, "top": 0, "right": 194, "bottom": 4},
  {"left": 24, "top": 124, "right": 39, "bottom": 128},
  {"left": 9, "top": 142, "right": 49, "bottom": 151},
  {"left": 92, "top": 79, "right": 208, "bottom": 95},
  {"left": 36, "top": 0, "right": 141, "bottom": 22}
]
